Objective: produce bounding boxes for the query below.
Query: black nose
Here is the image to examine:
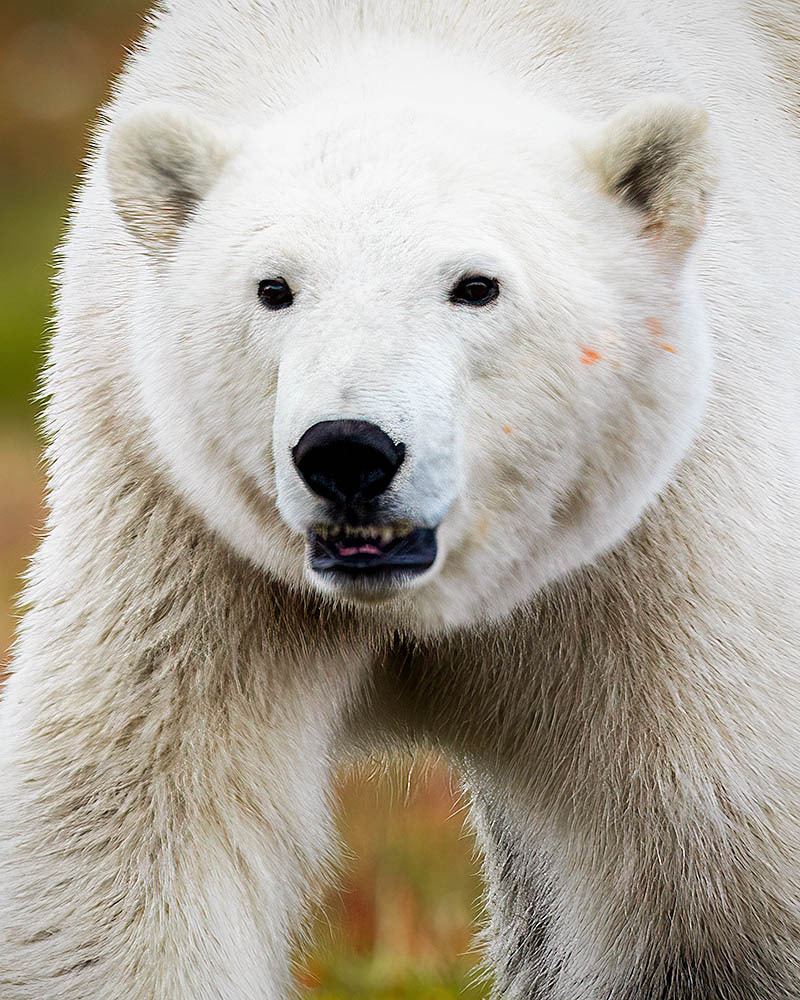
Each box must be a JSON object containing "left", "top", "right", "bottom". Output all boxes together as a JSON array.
[{"left": 292, "top": 419, "right": 406, "bottom": 506}]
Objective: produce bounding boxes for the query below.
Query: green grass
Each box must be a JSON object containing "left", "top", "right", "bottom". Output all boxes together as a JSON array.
[
  {"left": 299, "top": 769, "right": 488, "bottom": 998},
  {"left": 0, "top": 183, "right": 71, "bottom": 423},
  {"left": 307, "top": 960, "right": 485, "bottom": 999}
]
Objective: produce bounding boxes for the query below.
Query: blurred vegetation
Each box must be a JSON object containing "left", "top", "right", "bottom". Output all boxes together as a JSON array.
[
  {"left": 0, "top": 3, "right": 486, "bottom": 997},
  {"left": 0, "top": 1, "right": 145, "bottom": 424}
]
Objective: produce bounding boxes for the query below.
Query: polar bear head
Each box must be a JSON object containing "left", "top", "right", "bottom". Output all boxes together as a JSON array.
[{"left": 106, "top": 83, "right": 714, "bottom": 632}]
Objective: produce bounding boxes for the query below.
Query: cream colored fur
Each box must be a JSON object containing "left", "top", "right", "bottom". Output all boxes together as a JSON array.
[{"left": 1, "top": 1, "right": 799, "bottom": 998}]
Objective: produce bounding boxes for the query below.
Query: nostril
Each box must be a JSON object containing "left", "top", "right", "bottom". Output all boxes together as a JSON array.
[{"left": 292, "top": 420, "right": 405, "bottom": 506}]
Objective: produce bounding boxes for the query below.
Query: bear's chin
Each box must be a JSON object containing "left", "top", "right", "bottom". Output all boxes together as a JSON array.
[
  {"left": 304, "top": 562, "right": 441, "bottom": 609},
  {"left": 309, "top": 574, "right": 409, "bottom": 606}
]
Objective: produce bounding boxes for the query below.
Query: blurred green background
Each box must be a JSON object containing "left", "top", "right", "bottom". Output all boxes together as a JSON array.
[{"left": 0, "top": 3, "right": 485, "bottom": 996}]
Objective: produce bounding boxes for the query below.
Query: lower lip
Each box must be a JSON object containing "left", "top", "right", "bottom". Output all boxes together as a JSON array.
[{"left": 306, "top": 526, "right": 438, "bottom": 590}]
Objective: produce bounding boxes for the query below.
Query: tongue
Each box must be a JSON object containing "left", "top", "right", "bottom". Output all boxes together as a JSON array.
[{"left": 336, "top": 542, "right": 383, "bottom": 557}]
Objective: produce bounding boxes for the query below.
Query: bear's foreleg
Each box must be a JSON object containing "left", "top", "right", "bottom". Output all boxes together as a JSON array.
[
  {"left": 471, "top": 774, "right": 800, "bottom": 1000},
  {"left": 0, "top": 660, "right": 349, "bottom": 1000},
  {"left": 0, "top": 511, "right": 362, "bottom": 1000}
]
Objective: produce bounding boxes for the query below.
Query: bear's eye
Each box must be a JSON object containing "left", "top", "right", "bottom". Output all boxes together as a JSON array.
[
  {"left": 450, "top": 275, "right": 500, "bottom": 307},
  {"left": 258, "top": 278, "right": 294, "bottom": 310}
]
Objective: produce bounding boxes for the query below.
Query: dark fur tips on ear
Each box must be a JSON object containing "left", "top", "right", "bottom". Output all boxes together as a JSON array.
[
  {"left": 106, "top": 105, "right": 235, "bottom": 253},
  {"left": 584, "top": 96, "right": 716, "bottom": 254}
]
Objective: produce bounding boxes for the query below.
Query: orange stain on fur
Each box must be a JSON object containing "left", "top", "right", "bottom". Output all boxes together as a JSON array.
[
  {"left": 580, "top": 347, "right": 602, "bottom": 365},
  {"left": 659, "top": 343, "right": 677, "bottom": 353},
  {"left": 502, "top": 425, "right": 512, "bottom": 434},
  {"left": 646, "top": 317, "right": 665, "bottom": 338}
]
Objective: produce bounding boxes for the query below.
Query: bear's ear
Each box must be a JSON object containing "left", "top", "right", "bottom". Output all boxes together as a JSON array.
[
  {"left": 583, "top": 96, "right": 716, "bottom": 254},
  {"left": 106, "top": 105, "right": 235, "bottom": 252}
]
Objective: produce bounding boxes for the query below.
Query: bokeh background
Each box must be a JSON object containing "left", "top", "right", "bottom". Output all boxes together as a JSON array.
[{"left": 0, "top": 3, "right": 485, "bottom": 996}]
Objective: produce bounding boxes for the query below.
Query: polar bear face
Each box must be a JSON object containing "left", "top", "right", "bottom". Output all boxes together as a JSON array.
[{"left": 107, "top": 90, "right": 714, "bottom": 632}]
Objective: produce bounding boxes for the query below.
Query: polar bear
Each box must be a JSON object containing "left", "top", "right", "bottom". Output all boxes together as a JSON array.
[{"left": 1, "top": 1, "right": 799, "bottom": 998}]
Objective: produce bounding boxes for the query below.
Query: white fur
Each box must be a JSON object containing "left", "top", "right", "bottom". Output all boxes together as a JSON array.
[
  {"left": 102, "top": 87, "right": 714, "bottom": 627},
  {"left": 1, "top": 1, "right": 799, "bottom": 998}
]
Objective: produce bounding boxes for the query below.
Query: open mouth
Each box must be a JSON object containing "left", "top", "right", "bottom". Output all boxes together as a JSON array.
[{"left": 308, "top": 523, "right": 437, "bottom": 581}]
